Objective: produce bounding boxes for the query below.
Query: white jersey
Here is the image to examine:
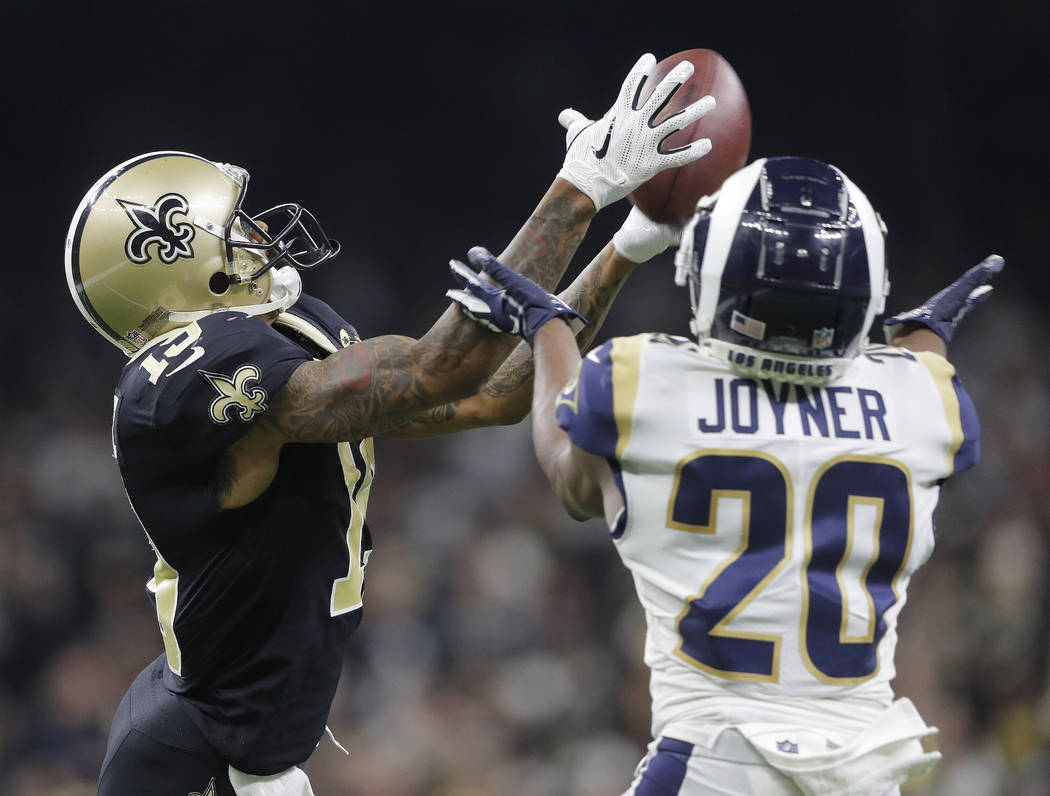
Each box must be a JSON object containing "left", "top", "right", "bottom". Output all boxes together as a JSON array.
[{"left": 557, "top": 333, "right": 980, "bottom": 747}]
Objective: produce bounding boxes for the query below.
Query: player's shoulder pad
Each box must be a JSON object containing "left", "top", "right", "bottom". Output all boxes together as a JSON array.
[
  {"left": 557, "top": 334, "right": 652, "bottom": 460},
  {"left": 645, "top": 331, "right": 696, "bottom": 349},
  {"left": 119, "top": 312, "right": 310, "bottom": 440},
  {"left": 282, "top": 293, "right": 361, "bottom": 349},
  {"left": 858, "top": 343, "right": 981, "bottom": 476},
  {"left": 858, "top": 343, "right": 924, "bottom": 367},
  {"left": 911, "top": 349, "right": 981, "bottom": 476}
]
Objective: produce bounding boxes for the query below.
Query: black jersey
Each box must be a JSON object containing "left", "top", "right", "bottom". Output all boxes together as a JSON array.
[{"left": 113, "top": 294, "right": 374, "bottom": 775}]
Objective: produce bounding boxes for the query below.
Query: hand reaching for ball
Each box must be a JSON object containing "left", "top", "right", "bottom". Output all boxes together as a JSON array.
[
  {"left": 629, "top": 49, "right": 752, "bottom": 223},
  {"left": 555, "top": 53, "right": 717, "bottom": 212}
]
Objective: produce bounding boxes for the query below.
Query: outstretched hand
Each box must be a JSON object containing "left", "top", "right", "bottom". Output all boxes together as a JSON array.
[
  {"left": 447, "top": 247, "right": 587, "bottom": 346},
  {"left": 556, "top": 53, "right": 716, "bottom": 212},
  {"left": 884, "top": 255, "right": 1004, "bottom": 347}
]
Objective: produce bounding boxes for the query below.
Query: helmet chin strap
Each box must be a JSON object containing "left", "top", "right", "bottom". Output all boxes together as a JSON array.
[
  {"left": 167, "top": 266, "right": 303, "bottom": 323},
  {"left": 245, "top": 265, "right": 303, "bottom": 315}
]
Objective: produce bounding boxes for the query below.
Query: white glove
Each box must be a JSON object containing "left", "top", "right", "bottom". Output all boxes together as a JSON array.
[
  {"left": 556, "top": 53, "right": 716, "bottom": 211},
  {"left": 612, "top": 205, "right": 683, "bottom": 263}
]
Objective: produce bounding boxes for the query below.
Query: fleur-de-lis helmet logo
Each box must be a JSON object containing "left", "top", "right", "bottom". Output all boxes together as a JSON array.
[
  {"left": 118, "top": 192, "right": 196, "bottom": 265},
  {"left": 201, "top": 365, "right": 268, "bottom": 424}
]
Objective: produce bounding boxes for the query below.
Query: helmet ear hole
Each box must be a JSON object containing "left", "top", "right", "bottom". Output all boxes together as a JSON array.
[{"left": 209, "top": 272, "right": 231, "bottom": 295}]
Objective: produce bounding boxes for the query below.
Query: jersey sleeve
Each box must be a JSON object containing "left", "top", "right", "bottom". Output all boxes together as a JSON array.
[
  {"left": 160, "top": 313, "right": 309, "bottom": 454},
  {"left": 556, "top": 335, "right": 646, "bottom": 461},
  {"left": 915, "top": 351, "right": 981, "bottom": 477}
]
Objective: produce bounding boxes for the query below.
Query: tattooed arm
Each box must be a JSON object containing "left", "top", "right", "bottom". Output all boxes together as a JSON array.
[
  {"left": 385, "top": 240, "right": 640, "bottom": 438},
  {"left": 388, "top": 204, "right": 684, "bottom": 437},
  {"left": 213, "top": 180, "right": 594, "bottom": 508},
  {"left": 267, "top": 178, "right": 593, "bottom": 434},
  {"left": 208, "top": 50, "right": 721, "bottom": 504}
]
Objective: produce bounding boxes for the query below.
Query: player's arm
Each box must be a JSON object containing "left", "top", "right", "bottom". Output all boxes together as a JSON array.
[
  {"left": 385, "top": 241, "right": 636, "bottom": 436},
  {"left": 883, "top": 255, "right": 1003, "bottom": 358},
  {"left": 213, "top": 188, "right": 592, "bottom": 511},
  {"left": 254, "top": 52, "right": 714, "bottom": 444},
  {"left": 528, "top": 207, "right": 682, "bottom": 520},
  {"left": 443, "top": 251, "right": 627, "bottom": 524},
  {"left": 884, "top": 326, "right": 945, "bottom": 357},
  {"left": 261, "top": 181, "right": 596, "bottom": 444},
  {"left": 387, "top": 207, "right": 681, "bottom": 437},
  {"left": 530, "top": 320, "right": 621, "bottom": 522},
  {"left": 215, "top": 53, "right": 715, "bottom": 507}
]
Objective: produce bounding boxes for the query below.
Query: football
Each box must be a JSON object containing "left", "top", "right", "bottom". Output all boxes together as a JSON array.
[{"left": 629, "top": 49, "right": 752, "bottom": 223}]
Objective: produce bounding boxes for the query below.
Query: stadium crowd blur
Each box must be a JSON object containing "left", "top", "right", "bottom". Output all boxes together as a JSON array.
[
  {"left": 2, "top": 290, "right": 1048, "bottom": 795},
  {"left": 1, "top": 3, "right": 1046, "bottom": 794}
]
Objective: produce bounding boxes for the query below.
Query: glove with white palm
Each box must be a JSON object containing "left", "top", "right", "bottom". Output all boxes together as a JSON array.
[
  {"left": 447, "top": 247, "right": 586, "bottom": 346},
  {"left": 556, "top": 53, "right": 716, "bottom": 212}
]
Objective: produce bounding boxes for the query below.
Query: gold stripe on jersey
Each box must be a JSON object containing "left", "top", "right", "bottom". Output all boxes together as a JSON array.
[
  {"left": 331, "top": 441, "right": 369, "bottom": 616},
  {"left": 670, "top": 450, "right": 793, "bottom": 683},
  {"left": 915, "top": 351, "right": 964, "bottom": 476},
  {"left": 800, "top": 455, "right": 914, "bottom": 685},
  {"left": 275, "top": 309, "right": 377, "bottom": 617},
  {"left": 611, "top": 336, "right": 646, "bottom": 460},
  {"left": 145, "top": 536, "right": 183, "bottom": 675},
  {"left": 353, "top": 437, "right": 376, "bottom": 516},
  {"left": 331, "top": 419, "right": 375, "bottom": 616}
]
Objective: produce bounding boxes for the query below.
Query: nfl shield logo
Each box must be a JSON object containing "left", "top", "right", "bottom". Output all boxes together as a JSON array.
[
  {"left": 125, "top": 329, "right": 148, "bottom": 347},
  {"left": 812, "top": 327, "right": 835, "bottom": 349},
  {"left": 776, "top": 739, "right": 799, "bottom": 754}
]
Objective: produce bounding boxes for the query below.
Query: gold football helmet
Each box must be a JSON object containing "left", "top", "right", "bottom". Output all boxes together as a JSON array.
[{"left": 65, "top": 151, "right": 339, "bottom": 355}]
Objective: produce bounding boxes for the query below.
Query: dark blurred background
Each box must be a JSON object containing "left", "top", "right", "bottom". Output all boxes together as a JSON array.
[{"left": 1, "top": 2, "right": 1047, "bottom": 794}]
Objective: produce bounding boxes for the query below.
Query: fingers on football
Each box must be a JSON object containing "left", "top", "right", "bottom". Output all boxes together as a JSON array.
[
  {"left": 641, "top": 60, "right": 697, "bottom": 116},
  {"left": 621, "top": 53, "right": 657, "bottom": 94},
  {"left": 665, "top": 137, "right": 714, "bottom": 169},
  {"left": 628, "top": 52, "right": 657, "bottom": 76},
  {"left": 653, "top": 92, "right": 715, "bottom": 139},
  {"left": 651, "top": 92, "right": 716, "bottom": 168},
  {"left": 677, "top": 93, "right": 717, "bottom": 127}
]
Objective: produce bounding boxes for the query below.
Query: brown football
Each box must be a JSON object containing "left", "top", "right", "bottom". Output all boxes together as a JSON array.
[{"left": 629, "top": 49, "right": 752, "bottom": 223}]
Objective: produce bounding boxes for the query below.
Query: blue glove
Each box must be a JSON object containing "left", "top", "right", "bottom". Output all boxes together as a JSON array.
[
  {"left": 883, "top": 255, "right": 1004, "bottom": 346},
  {"left": 446, "top": 246, "right": 587, "bottom": 346}
]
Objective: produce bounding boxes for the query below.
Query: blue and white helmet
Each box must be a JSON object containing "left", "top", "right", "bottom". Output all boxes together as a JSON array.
[{"left": 674, "top": 156, "right": 889, "bottom": 384}]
